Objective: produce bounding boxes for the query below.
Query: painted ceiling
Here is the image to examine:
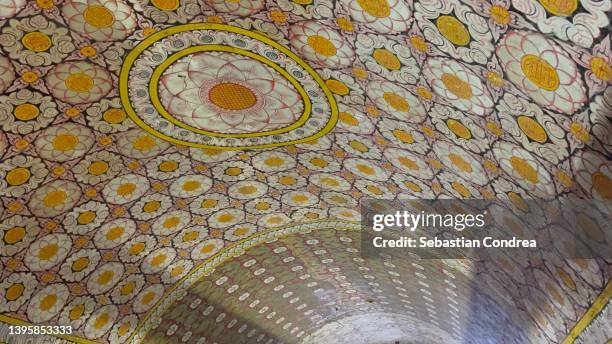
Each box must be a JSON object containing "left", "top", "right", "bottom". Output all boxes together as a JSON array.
[{"left": 0, "top": 0, "right": 610, "bottom": 343}]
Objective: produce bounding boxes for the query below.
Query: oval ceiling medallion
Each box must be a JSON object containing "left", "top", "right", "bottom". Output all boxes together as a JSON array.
[{"left": 120, "top": 23, "right": 338, "bottom": 150}]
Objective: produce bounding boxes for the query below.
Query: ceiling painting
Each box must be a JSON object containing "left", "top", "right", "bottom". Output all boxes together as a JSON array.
[{"left": 0, "top": 0, "right": 609, "bottom": 343}]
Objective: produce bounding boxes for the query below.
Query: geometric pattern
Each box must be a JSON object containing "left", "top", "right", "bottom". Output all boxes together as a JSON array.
[
  {"left": 0, "top": 0, "right": 610, "bottom": 343},
  {"left": 121, "top": 24, "right": 337, "bottom": 149}
]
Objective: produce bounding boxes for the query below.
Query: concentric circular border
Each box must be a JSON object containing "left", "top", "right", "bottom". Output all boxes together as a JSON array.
[
  {"left": 149, "top": 45, "right": 312, "bottom": 138},
  {"left": 120, "top": 23, "right": 338, "bottom": 150}
]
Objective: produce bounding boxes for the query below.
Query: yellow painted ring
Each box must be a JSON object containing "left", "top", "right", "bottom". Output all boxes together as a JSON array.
[
  {"left": 119, "top": 23, "right": 338, "bottom": 150},
  {"left": 148, "top": 45, "right": 312, "bottom": 138}
]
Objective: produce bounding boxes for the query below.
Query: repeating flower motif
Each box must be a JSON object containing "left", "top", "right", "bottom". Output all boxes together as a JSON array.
[
  {"left": 189, "top": 193, "right": 230, "bottom": 216},
  {"left": 496, "top": 30, "right": 586, "bottom": 115},
  {"left": 108, "top": 315, "right": 138, "bottom": 343},
  {"left": 258, "top": 213, "right": 292, "bottom": 228},
  {"left": 414, "top": 1, "right": 494, "bottom": 64},
  {"left": 354, "top": 180, "right": 394, "bottom": 198},
  {"left": 151, "top": 210, "right": 191, "bottom": 236},
  {"left": 228, "top": 181, "right": 269, "bottom": 200},
  {"left": 208, "top": 208, "right": 245, "bottom": 228},
  {"left": 0, "top": 273, "right": 36, "bottom": 312},
  {"left": 192, "top": 238, "right": 224, "bottom": 260},
  {"left": 28, "top": 180, "right": 82, "bottom": 218},
  {"left": 137, "top": 0, "right": 201, "bottom": 23},
  {"left": 59, "top": 296, "right": 96, "bottom": 329},
  {"left": 336, "top": 103, "right": 375, "bottom": 134},
  {"left": 437, "top": 171, "right": 481, "bottom": 198},
  {"left": 87, "top": 262, "right": 124, "bottom": 295},
  {"left": 289, "top": 21, "right": 355, "bottom": 68},
  {"left": 119, "top": 235, "right": 157, "bottom": 263},
  {"left": 59, "top": 249, "right": 101, "bottom": 282},
  {"left": 62, "top": 0, "right": 137, "bottom": 41},
  {"left": 322, "top": 191, "right": 357, "bottom": 207},
  {"left": 0, "top": 215, "right": 40, "bottom": 256},
  {"left": 211, "top": 161, "right": 254, "bottom": 182},
  {"left": 309, "top": 173, "right": 351, "bottom": 192},
  {"left": 429, "top": 104, "right": 489, "bottom": 154},
  {"left": 206, "top": 0, "right": 265, "bottom": 15},
  {"left": 267, "top": 172, "right": 308, "bottom": 190},
  {"left": 85, "top": 98, "right": 134, "bottom": 133},
  {"left": 329, "top": 207, "right": 360, "bottom": 221},
  {"left": 189, "top": 147, "right": 237, "bottom": 163},
  {"left": 130, "top": 194, "right": 173, "bottom": 221},
  {"left": 341, "top": 0, "right": 412, "bottom": 33},
  {"left": 495, "top": 93, "right": 568, "bottom": 164},
  {"left": 0, "top": 0, "right": 608, "bottom": 341},
  {"left": 26, "top": 284, "right": 70, "bottom": 322},
  {"left": 392, "top": 174, "right": 435, "bottom": 198},
  {"left": 0, "top": 89, "right": 58, "bottom": 135},
  {"left": 172, "top": 226, "right": 208, "bottom": 249},
  {"left": 0, "top": 15, "right": 75, "bottom": 66},
  {"left": 512, "top": 0, "right": 611, "bottom": 48},
  {"left": 111, "top": 274, "right": 145, "bottom": 304},
  {"left": 169, "top": 174, "right": 213, "bottom": 198},
  {"left": 141, "top": 248, "right": 176, "bottom": 274},
  {"left": 132, "top": 284, "right": 164, "bottom": 313},
  {"left": 145, "top": 153, "right": 192, "bottom": 180},
  {"left": 24, "top": 234, "right": 72, "bottom": 271},
  {"left": 83, "top": 305, "right": 118, "bottom": 339},
  {"left": 281, "top": 190, "right": 319, "bottom": 207},
  {"left": 45, "top": 62, "right": 113, "bottom": 104},
  {"left": 298, "top": 152, "right": 341, "bottom": 172},
  {"left": 35, "top": 123, "right": 95, "bottom": 162},
  {"left": 72, "top": 151, "right": 123, "bottom": 185},
  {"left": 355, "top": 33, "right": 419, "bottom": 84},
  {"left": 432, "top": 140, "right": 489, "bottom": 186},
  {"left": 492, "top": 141, "right": 555, "bottom": 198},
  {"left": 0, "top": 155, "right": 49, "bottom": 197},
  {"left": 102, "top": 174, "right": 150, "bottom": 205},
  {"left": 252, "top": 152, "right": 297, "bottom": 172},
  {"left": 383, "top": 148, "right": 433, "bottom": 179},
  {"left": 116, "top": 129, "right": 170, "bottom": 159},
  {"left": 63, "top": 201, "right": 109, "bottom": 234},
  {"left": 366, "top": 80, "right": 427, "bottom": 122},
  {"left": 571, "top": 150, "right": 610, "bottom": 201},
  {"left": 377, "top": 118, "right": 429, "bottom": 154},
  {"left": 94, "top": 218, "right": 137, "bottom": 249},
  {"left": 223, "top": 223, "right": 257, "bottom": 241},
  {"left": 336, "top": 133, "right": 382, "bottom": 159},
  {"left": 423, "top": 58, "right": 494, "bottom": 116},
  {"left": 344, "top": 158, "right": 390, "bottom": 181}
]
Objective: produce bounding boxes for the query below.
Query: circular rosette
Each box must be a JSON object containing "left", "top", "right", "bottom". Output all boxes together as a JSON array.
[
  {"left": 120, "top": 23, "right": 337, "bottom": 150},
  {"left": 496, "top": 30, "right": 586, "bottom": 115}
]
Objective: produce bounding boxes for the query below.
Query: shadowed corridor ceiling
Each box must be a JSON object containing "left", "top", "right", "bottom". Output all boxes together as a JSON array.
[{"left": 0, "top": 0, "right": 610, "bottom": 343}]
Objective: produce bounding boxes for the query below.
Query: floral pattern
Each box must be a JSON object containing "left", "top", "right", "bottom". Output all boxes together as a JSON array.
[
  {"left": 0, "top": 15, "right": 75, "bottom": 66},
  {"left": 61, "top": 0, "right": 137, "bottom": 41},
  {"left": 341, "top": 0, "right": 412, "bottom": 33},
  {"left": 45, "top": 62, "right": 113, "bottom": 104},
  {"left": 496, "top": 30, "right": 587, "bottom": 115},
  {"left": 0, "top": 0, "right": 608, "bottom": 343},
  {"left": 0, "top": 89, "right": 58, "bottom": 134},
  {"left": 158, "top": 52, "right": 303, "bottom": 134}
]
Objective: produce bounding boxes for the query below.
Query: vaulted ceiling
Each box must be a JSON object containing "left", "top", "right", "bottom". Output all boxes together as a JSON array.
[{"left": 0, "top": 0, "right": 610, "bottom": 343}]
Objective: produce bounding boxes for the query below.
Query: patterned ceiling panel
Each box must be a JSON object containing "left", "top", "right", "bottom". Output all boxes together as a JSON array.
[
  {"left": 143, "top": 224, "right": 608, "bottom": 344},
  {"left": 0, "top": 0, "right": 609, "bottom": 343}
]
